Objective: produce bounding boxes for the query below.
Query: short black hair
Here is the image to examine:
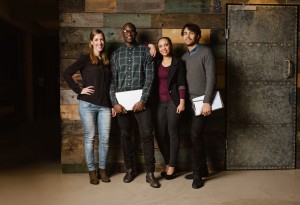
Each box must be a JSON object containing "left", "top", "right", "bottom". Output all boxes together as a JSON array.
[{"left": 181, "top": 23, "right": 201, "bottom": 40}]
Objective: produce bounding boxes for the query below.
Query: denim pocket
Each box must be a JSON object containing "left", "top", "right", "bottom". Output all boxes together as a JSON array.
[{"left": 79, "top": 100, "right": 92, "bottom": 109}]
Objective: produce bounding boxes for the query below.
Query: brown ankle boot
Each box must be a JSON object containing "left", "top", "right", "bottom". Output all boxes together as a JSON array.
[
  {"left": 98, "top": 169, "right": 110, "bottom": 182},
  {"left": 89, "top": 170, "right": 99, "bottom": 185}
]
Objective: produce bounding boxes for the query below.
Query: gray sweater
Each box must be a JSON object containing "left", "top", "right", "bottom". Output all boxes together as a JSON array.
[{"left": 182, "top": 45, "right": 216, "bottom": 103}]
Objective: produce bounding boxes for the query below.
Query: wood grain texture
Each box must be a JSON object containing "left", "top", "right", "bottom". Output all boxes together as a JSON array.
[
  {"left": 165, "top": 0, "right": 210, "bottom": 14},
  {"left": 103, "top": 13, "right": 151, "bottom": 28},
  {"left": 60, "top": 89, "right": 78, "bottom": 104},
  {"left": 60, "top": 27, "right": 161, "bottom": 44},
  {"left": 59, "top": 13, "right": 103, "bottom": 27},
  {"left": 59, "top": 0, "right": 84, "bottom": 12},
  {"left": 162, "top": 29, "right": 211, "bottom": 44},
  {"left": 151, "top": 14, "right": 225, "bottom": 29},
  {"left": 61, "top": 120, "right": 83, "bottom": 135},
  {"left": 116, "top": 0, "right": 164, "bottom": 13},
  {"left": 60, "top": 104, "right": 80, "bottom": 120},
  {"left": 85, "top": 0, "right": 116, "bottom": 12},
  {"left": 60, "top": 43, "right": 89, "bottom": 59}
]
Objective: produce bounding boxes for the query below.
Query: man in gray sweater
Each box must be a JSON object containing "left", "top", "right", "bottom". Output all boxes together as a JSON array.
[{"left": 181, "top": 23, "right": 216, "bottom": 189}]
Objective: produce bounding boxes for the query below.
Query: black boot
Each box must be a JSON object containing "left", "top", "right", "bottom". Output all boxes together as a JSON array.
[
  {"left": 146, "top": 172, "right": 161, "bottom": 188},
  {"left": 123, "top": 168, "right": 136, "bottom": 183},
  {"left": 192, "top": 170, "right": 204, "bottom": 189},
  {"left": 185, "top": 168, "right": 209, "bottom": 180}
]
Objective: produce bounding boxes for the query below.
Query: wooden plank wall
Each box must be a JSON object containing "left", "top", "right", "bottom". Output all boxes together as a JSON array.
[{"left": 59, "top": 0, "right": 300, "bottom": 173}]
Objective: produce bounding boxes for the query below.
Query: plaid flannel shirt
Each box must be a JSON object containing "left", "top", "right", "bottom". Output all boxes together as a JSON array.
[{"left": 109, "top": 43, "right": 154, "bottom": 106}]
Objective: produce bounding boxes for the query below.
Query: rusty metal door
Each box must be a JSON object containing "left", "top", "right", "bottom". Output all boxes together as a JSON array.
[{"left": 226, "top": 4, "right": 297, "bottom": 169}]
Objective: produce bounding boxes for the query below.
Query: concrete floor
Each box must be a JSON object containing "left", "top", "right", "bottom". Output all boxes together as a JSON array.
[
  {"left": 1, "top": 118, "right": 299, "bottom": 205},
  {"left": 0, "top": 161, "right": 300, "bottom": 205}
]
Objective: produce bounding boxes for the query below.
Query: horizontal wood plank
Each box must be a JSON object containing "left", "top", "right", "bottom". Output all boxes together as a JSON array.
[
  {"left": 59, "top": 0, "right": 84, "bottom": 12},
  {"left": 85, "top": 0, "right": 116, "bottom": 12},
  {"left": 60, "top": 89, "right": 78, "bottom": 104},
  {"left": 116, "top": 0, "right": 164, "bottom": 13},
  {"left": 60, "top": 59, "right": 77, "bottom": 75},
  {"left": 151, "top": 14, "right": 225, "bottom": 29},
  {"left": 59, "top": 13, "right": 103, "bottom": 27},
  {"left": 165, "top": 0, "right": 210, "bottom": 14},
  {"left": 60, "top": 27, "right": 161, "bottom": 44},
  {"left": 60, "top": 104, "right": 80, "bottom": 120},
  {"left": 60, "top": 43, "right": 89, "bottom": 59},
  {"left": 61, "top": 120, "right": 83, "bottom": 135},
  {"left": 103, "top": 14, "right": 151, "bottom": 28},
  {"left": 162, "top": 29, "right": 211, "bottom": 44}
]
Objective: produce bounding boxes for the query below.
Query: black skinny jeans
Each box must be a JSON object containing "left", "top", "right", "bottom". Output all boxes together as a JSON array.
[
  {"left": 187, "top": 102, "right": 209, "bottom": 174},
  {"left": 117, "top": 108, "right": 155, "bottom": 173},
  {"left": 155, "top": 100, "right": 180, "bottom": 167}
]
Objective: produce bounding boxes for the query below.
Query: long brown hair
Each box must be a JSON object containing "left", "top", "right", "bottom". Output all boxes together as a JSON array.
[{"left": 89, "top": 29, "right": 109, "bottom": 65}]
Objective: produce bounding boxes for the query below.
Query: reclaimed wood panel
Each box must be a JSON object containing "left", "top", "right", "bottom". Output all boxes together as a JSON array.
[
  {"left": 60, "top": 104, "right": 80, "bottom": 120},
  {"left": 211, "top": 28, "right": 226, "bottom": 44},
  {"left": 151, "top": 14, "right": 225, "bottom": 29},
  {"left": 101, "top": 28, "right": 162, "bottom": 44},
  {"left": 103, "top": 14, "right": 151, "bottom": 28},
  {"left": 211, "top": 44, "right": 225, "bottom": 59},
  {"left": 59, "top": 0, "right": 84, "bottom": 12},
  {"left": 60, "top": 43, "right": 89, "bottom": 59},
  {"left": 227, "top": 0, "right": 286, "bottom": 3},
  {"left": 59, "top": 13, "right": 103, "bottom": 27},
  {"left": 165, "top": 0, "right": 210, "bottom": 14},
  {"left": 60, "top": 59, "right": 77, "bottom": 74},
  {"left": 62, "top": 134, "right": 161, "bottom": 164},
  {"left": 60, "top": 27, "right": 161, "bottom": 44},
  {"left": 61, "top": 120, "right": 83, "bottom": 135},
  {"left": 162, "top": 29, "right": 211, "bottom": 44},
  {"left": 59, "top": 28, "right": 91, "bottom": 43},
  {"left": 216, "top": 58, "right": 225, "bottom": 75},
  {"left": 217, "top": 74, "right": 225, "bottom": 90},
  {"left": 60, "top": 89, "right": 78, "bottom": 104},
  {"left": 116, "top": 0, "right": 164, "bottom": 13},
  {"left": 85, "top": 0, "right": 116, "bottom": 12},
  {"left": 297, "top": 74, "right": 300, "bottom": 88},
  {"left": 61, "top": 120, "right": 120, "bottom": 142}
]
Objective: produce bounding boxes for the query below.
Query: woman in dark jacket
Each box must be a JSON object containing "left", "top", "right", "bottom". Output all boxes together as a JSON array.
[{"left": 154, "top": 37, "right": 187, "bottom": 180}]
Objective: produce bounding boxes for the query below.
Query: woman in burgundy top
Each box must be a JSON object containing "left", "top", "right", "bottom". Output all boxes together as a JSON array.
[
  {"left": 154, "top": 37, "right": 187, "bottom": 179},
  {"left": 63, "top": 29, "right": 115, "bottom": 185}
]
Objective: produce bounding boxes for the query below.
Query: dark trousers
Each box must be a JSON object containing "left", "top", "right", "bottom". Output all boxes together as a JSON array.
[
  {"left": 188, "top": 103, "right": 209, "bottom": 175},
  {"left": 155, "top": 100, "right": 180, "bottom": 167},
  {"left": 117, "top": 108, "right": 155, "bottom": 172}
]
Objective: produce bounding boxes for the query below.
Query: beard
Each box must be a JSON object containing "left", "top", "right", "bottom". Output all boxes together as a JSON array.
[{"left": 185, "top": 40, "right": 197, "bottom": 47}]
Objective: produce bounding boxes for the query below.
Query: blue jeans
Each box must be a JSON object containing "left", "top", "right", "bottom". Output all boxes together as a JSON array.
[{"left": 78, "top": 100, "right": 111, "bottom": 171}]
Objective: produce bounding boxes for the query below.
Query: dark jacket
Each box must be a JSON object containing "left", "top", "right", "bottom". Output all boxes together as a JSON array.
[{"left": 152, "top": 55, "right": 187, "bottom": 107}]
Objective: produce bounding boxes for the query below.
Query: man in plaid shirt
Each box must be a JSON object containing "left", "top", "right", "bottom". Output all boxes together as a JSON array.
[{"left": 110, "top": 22, "right": 160, "bottom": 188}]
